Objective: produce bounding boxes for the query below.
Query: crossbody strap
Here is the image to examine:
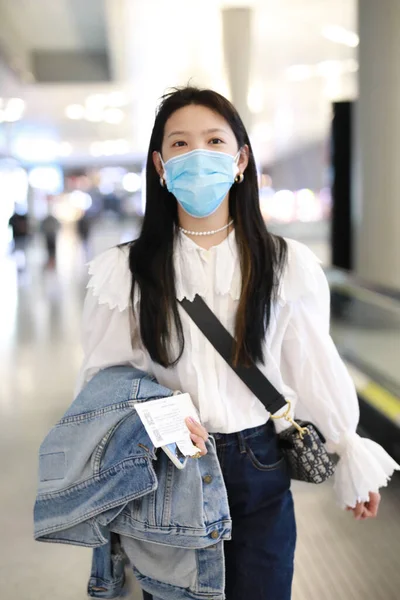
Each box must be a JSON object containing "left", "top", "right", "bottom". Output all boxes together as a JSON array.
[{"left": 180, "top": 295, "right": 287, "bottom": 415}]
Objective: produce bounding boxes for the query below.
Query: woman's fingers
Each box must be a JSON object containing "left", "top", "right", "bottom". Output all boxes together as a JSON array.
[
  {"left": 185, "top": 417, "right": 209, "bottom": 456},
  {"left": 353, "top": 502, "right": 364, "bottom": 520},
  {"left": 365, "top": 492, "right": 381, "bottom": 517},
  {"left": 185, "top": 417, "right": 209, "bottom": 441},
  {"left": 347, "top": 492, "right": 381, "bottom": 520},
  {"left": 189, "top": 433, "right": 208, "bottom": 456}
]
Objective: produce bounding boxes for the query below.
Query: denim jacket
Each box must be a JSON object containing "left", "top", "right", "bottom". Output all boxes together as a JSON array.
[{"left": 34, "top": 366, "right": 232, "bottom": 600}]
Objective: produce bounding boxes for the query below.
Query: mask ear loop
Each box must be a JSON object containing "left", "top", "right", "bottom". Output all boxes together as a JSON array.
[
  {"left": 234, "top": 148, "right": 244, "bottom": 184},
  {"left": 158, "top": 152, "right": 167, "bottom": 188}
]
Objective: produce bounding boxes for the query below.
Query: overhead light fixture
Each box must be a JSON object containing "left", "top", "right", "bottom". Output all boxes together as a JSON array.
[
  {"left": 86, "top": 94, "right": 107, "bottom": 108},
  {"left": 8, "top": 98, "right": 25, "bottom": 112},
  {"left": 69, "top": 190, "right": 92, "bottom": 210},
  {"left": 316, "top": 60, "right": 343, "bottom": 78},
  {"left": 113, "top": 139, "right": 130, "bottom": 154},
  {"left": 16, "top": 139, "right": 58, "bottom": 162},
  {"left": 85, "top": 108, "right": 104, "bottom": 123},
  {"left": 103, "top": 108, "right": 125, "bottom": 124},
  {"left": 286, "top": 59, "right": 359, "bottom": 82},
  {"left": 343, "top": 58, "right": 359, "bottom": 73},
  {"left": 123, "top": 172, "right": 142, "bottom": 193},
  {"left": 322, "top": 25, "right": 359, "bottom": 48},
  {"left": 66, "top": 104, "right": 85, "bottom": 120},
  {"left": 89, "top": 142, "right": 104, "bottom": 157},
  {"left": 0, "top": 97, "right": 26, "bottom": 122},
  {"left": 57, "top": 142, "right": 73, "bottom": 157},
  {"left": 28, "top": 166, "right": 63, "bottom": 192}
]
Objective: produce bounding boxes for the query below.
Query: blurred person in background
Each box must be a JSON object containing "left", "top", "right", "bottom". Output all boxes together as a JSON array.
[
  {"left": 9, "top": 206, "right": 29, "bottom": 270},
  {"left": 75, "top": 88, "right": 398, "bottom": 600},
  {"left": 76, "top": 211, "right": 92, "bottom": 256},
  {"left": 40, "top": 196, "right": 61, "bottom": 269}
]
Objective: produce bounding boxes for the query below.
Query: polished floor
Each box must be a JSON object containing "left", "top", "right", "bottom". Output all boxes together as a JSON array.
[{"left": 1, "top": 221, "right": 399, "bottom": 600}]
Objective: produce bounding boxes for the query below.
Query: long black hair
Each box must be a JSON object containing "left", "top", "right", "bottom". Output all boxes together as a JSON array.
[{"left": 128, "top": 86, "right": 287, "bottom": 367}]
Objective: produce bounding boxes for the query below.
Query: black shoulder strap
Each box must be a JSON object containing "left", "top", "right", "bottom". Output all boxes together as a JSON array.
[{"left": 180, "top": 295, "right": 287, "bottom": 415}]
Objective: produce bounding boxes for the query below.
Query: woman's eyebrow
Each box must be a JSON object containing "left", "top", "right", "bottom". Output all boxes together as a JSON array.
[
  {"left": 203, "top": 128, "right": 229, "bottom": 135},
  {"left": 167, "top": 127, "right": 229, "bottom": 139},
  {"left": 167, "top": 130, "right": 187, "bottom": 138}
]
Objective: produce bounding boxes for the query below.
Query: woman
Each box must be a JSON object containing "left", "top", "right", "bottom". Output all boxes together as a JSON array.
[{"left": 78, "top": 87, "right": 398, "bottom": 600}]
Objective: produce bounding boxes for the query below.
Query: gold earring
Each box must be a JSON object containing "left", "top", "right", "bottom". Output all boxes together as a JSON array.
[
  {"left": 160, "top": 177, "right": 166, "bottom": 188},
  {"left": 235, "top": 173, "right": 244, "bottom": 184}
]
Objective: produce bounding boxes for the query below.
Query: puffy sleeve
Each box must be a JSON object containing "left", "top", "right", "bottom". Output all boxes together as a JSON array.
[
  {"left": 74, "top": 245, "right": 148, "bottom": 395},
  {"left": 280, "top": 240, "right": 399, "bottom": 508}
]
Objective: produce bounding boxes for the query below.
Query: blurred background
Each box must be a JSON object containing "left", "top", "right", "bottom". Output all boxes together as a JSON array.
[{"left": 0, "top": 1, "right": 399, "bottom": 599}]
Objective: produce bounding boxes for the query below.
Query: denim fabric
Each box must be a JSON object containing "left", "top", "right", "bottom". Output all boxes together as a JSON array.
[
  {"left": 115, "top": 438, "right": 230, "bottom": 599},
  {"left": 126, "top": 421, "right": 296, "bottom": 600},
  {"left": 87, "top": 533, "right": 127, "bottom": 598},
  {"left": 215, "top": 420, "right": 297, "bottom": 600},
  {"left": 33, "top": 366, "right": 231, "bottom": 600}
]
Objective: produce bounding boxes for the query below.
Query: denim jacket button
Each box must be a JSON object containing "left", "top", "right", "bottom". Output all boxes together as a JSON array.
[
  {"left": 203, "top": 475, "right": 213, "bottom": 484},
  {"left": 210, "top": 530, "right": 219, "bottom": 540}
]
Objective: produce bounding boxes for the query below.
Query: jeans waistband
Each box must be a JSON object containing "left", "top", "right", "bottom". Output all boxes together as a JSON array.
[{"left": 211, "top": 420, "right": 273, "bottom": 447}]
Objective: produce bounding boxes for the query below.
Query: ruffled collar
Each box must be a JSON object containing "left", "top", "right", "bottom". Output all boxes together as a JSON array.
[
  {"left": 86, "top": 236, "right": 322, "bottom": 313},
  {"left": 173, "top": 229, "right": 241, "bottom": 301}
]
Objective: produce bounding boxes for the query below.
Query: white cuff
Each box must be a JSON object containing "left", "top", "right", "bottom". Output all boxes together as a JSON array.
[{"left": 329, "top": 432, "right": 400, "bottom": 508}]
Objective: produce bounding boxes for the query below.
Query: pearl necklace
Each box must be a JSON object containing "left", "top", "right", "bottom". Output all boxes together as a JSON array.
[{"left": 179, "top": 220, "right": 234, "bottom": 237}]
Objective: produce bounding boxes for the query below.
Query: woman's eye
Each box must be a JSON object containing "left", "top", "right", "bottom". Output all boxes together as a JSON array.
[
  {"left": 209, "top": 138, "right": 224, "bottom": 145},
  {"left": 172, "top": 141, "right": 187, "bottom": 148}
]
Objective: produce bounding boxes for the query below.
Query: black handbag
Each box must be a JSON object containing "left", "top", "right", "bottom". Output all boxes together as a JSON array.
[{"left": 180, "top": 295, "right": 335, "bottom": 484}]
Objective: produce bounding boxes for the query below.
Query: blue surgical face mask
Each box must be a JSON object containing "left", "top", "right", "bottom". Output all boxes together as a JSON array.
[{"left": 160, "top": 148, "right": 241, "bottom": 219}]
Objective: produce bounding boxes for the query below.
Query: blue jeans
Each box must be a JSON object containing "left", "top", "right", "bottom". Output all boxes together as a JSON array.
[
  {"left": 214, "top": 421, "right": 296, "bottom": 600},
  {"left": 142, "top": 421, "right": 296, "bottom": 600}
]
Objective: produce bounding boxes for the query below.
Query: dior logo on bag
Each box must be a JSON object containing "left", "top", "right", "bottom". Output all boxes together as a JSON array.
[{"left": 278, "top": 421, "right": 336, "bottom": 484}]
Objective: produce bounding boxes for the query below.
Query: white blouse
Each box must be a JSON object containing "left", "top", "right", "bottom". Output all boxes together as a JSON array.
[{"left": 76, "top": 231, "right": 399, "bottom": 508}]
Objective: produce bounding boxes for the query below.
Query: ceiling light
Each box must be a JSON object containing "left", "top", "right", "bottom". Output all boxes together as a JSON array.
[
  {"left": 66, "top": 104, "right": 85, "bottom": 120},
  {"left": 4, "top": 97, "right": 26, "bottom": 122},
  {"left": 108, "top": 91, "right": 129, "bottom": 107},
  {"left": 343, "top": 59, "right": 359, "bottom": 73},
  {"left": 86, "top": 94, "right": 107, "bottom": 109},
  {"left": 58, "top": 142, "right": 73, "bottom": 157},
  {"left": 113, "top": 139, "right": 130, "bottom": 154},
  {"left": 123, "top": 173, "right": 142, "bottom": 193},
  {"left": 5, "top": 112, "right": 23, "bottom": 123},
  {"left": 285, "top": 65, "right": 315, "bottom": 82},
  {"left": 69, "top": 190, "right": 92, "bottom": 210},
  {"left": 7, "top": 98, "right": 25, "bottom": 112},
  {"left": 85, "top": 109, "right": 104, "bottom": 123},
  {"left": 90, "top": 142, "right": 104, "bottom": 157},
  {"left": 103, "top": 108, "right": 124, "bottom": 124},
  {"left": 317, "top": 60, "right": 344, "bottom": 78},
  {"left": 28, "top": 167, "right": 63, "bottom": 192},
  {"left": 322, "top": 26, "right": 359, "bottom": 48},
  {"left": 103, "top": 141, "right": 117, "bottom": 156},
  {"left": 17, "top": 139, "right": 58, "bottom": 162}
]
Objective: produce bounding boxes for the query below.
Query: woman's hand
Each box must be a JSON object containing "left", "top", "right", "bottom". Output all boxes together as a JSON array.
[
  {"left": 347, "top": 492, "right": 381, "bottom": 520},
  {"left": 185, "top": 417, "right": 209, "bottom": 456}
]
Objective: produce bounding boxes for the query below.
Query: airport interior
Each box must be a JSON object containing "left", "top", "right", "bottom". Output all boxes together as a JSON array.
[{"left": 0, "top": 1, "right": 399, "bottom": 599}]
